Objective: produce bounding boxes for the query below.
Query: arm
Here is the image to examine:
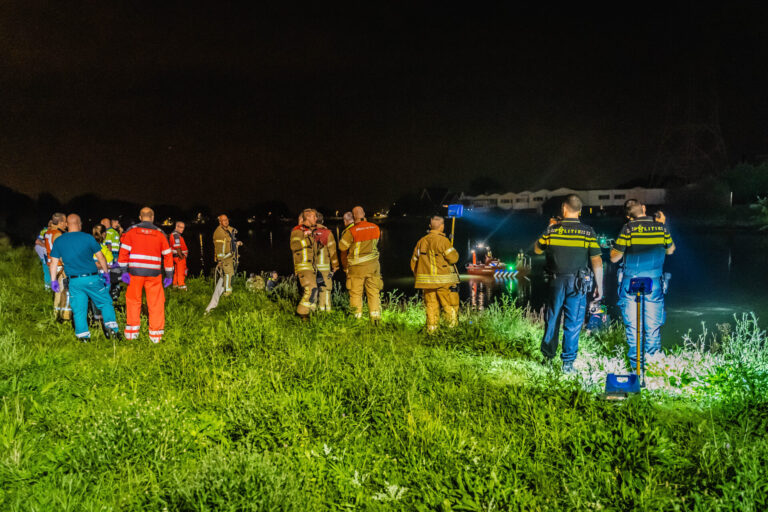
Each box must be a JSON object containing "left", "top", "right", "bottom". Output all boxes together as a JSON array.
[
  {"left": 94, "top": 251, "right": 110, "bottom": 273},
  {"left": 666, "top": 244, "right": 676, "bottom": 255},
  {"left": 327, "top": 233, "right": 339, "bottom": 271},
  {"left": 590, "top": 255, "right": 604, "bottom": 301},
  {"left": 49, "top": 257, "right": 60, "bottom": 281},
  {"left": 610, "top": 249, "right": 624, "bottom": 263},
  {"left": 161, "top": 235, "right": 174, "bottom": 279},
  {"left": 443, "top": 244, "right": 459, "bottom": 265},
  {"left": 117, "top": 231, "right": 131, "bottom": 272},
  {"left": 410, "top": 245, "right": 419, "bottom": 273}
]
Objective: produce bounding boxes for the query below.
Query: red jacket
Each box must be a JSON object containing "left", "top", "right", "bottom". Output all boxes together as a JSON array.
[
  {"left": 118, "top": 221, "right": 173, "bottom": 278},
  {"left": 169, "top": 231, "right": 188, "bottom": 259}
]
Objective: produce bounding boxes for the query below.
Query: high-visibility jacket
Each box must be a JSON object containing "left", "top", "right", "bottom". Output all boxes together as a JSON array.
[
  {"left": 169, "top": 231, "right": 188, "bottom": 259},
  {"left": 290, "top": 224, "right": 316, "bottom": 273},
  {"left": 314, "top": 225, "right": 339, "bottom": 272},
  {"left": 410, "top": 229, "right": 460, "bottom": 289},
  {"left": 213, "top": 226, "right": 236, "bottom": 261},
  {"left": 44, "top": 227, "right": 65, "bottom": 258},
  {"left": 118, "top": 221, "right": 173, "bottom": 278},
  {"left": 105, "top": 227, "right": 121, "bottom": 254},
  {"left": 338, "top": 220, "right": 380, "bottom": 267}
]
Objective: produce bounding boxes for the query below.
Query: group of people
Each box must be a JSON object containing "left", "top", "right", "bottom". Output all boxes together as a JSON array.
[
  {"left": 534, "top": 194, "right": 674, "bottom": 372},
  {"left": 34, "top": 194, "right": 674, "bottom": 373}
]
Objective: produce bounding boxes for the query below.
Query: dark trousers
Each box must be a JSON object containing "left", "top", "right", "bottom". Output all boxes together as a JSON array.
[{"left": 541, "top": 275, "right": 587, "bottom": 363}]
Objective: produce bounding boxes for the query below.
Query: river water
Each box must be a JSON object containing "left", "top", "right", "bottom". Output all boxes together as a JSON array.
[{"left": 176, "top": 211, "right": 767, "bottom": 348}]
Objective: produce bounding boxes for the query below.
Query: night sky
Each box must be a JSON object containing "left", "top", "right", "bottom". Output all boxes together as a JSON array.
[{"left": 1, "top": 2, "right": 767, "bottom": 211}]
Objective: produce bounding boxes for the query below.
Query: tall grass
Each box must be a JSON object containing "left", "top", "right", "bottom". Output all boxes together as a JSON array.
[{"left": 0, "top": 247, "right": 766, "bottom": 510}]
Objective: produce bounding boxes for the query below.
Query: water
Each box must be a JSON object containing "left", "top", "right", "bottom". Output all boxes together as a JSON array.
[{"left": 175, "top": 212, "right": 768, "bottom": 347}]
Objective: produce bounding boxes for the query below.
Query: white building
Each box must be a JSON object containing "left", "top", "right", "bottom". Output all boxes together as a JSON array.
[{"left": 459, "top": 187, "right": 666, "bottom": 213}]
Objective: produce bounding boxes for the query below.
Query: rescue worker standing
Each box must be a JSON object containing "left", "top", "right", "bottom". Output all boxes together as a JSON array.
[
  {"left": 35, "top": 222, "right": 52, "bottom": 290},
  {"left": 45, "top": 213, "right": 71, "bottom": 321},
  {"left": 314, "top": 213, "right": 340, "bottom": 312},
  {"left": 338, "top": 206, "right": 383, "bottom": 323},
  {"left": 290, "top": 209, "right": 319, "bottom": 318},
  {"left": 213, "top": 214, "right": 241, "bottom": 296},
  {"left": 169, "top": 221, "right": 189, "bottom": 289},
  {"left": 101, "top": 218, "right": 121, "bottom": 260},
  {"left": 118, "top": 207, "right": 174, "bottom": 343},
  {"left": 534, "top": 194, "right": 603, "bottom": 373},
  {"left": 338, "top": 211, "right": 354, "bottom": 271},
  {"left": 49, "top": 214, "right": 119, "bottom": 341},
  {"left": 610, "top": 199, "right": 675, "bottom": 369},
  {"left": 411, "top": 216, "right": 460, "bottom": 333}
]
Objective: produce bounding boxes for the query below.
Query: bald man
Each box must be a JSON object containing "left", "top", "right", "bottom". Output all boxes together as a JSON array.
[
  {"left": 411, "top": 216, "right": 461, "bottom": 333},
  {"left": 337, "top": 206, "right": 383, "bottom": 322},
  {"left": 213, "top": 214, "right": 242, "bottom": 296},
  {"left": 118, "top": 207, "right": 174, "bottom": 343},
  {"left": 49, "top": 214, "right": 119, "bottom": 341}
]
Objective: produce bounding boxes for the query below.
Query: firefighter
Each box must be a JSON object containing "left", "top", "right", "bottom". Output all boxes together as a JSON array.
[
  {"left": 411, "top": 216, "right": 460, "bottom": 333},
  {"left": 291, "top": 209, "right": 318, "bottom": 318},
  {"left": 101, "top": 217, "right": 122, "bottom": 260},
  {"left": 338, "top": 211, "right": 354, "bottom": 272},
  {"left": 338, "top": 206, "right": 383, "bottom": 322},
  {"left": 534, "top": 194, "right": 604, "bottom": 373},
  {"left": 49, "top": 214, "right": 119, "bottom": 342},
  {"left": 45, "top": 213, "right": 71, "bottom": 322},
  {"left": 314, "top": 212, "right": 339, "bottom": 312},
  {"left": 118, "top": 207, "right": 174, "bottom": 343},
  {"left": 169, "top": 221, "right": 189, "bottom": 289},
  {"left": 213, "top": 214, "right": 241, "bottom": 296}
]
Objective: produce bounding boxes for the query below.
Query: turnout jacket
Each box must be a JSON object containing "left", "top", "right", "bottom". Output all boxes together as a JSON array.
[
  {"left": 118, "top": 221, "right": 173, "bottom": 278},
  {"left": 338, "top": 220, "right": 380, "bottom": 267},
  {"left": 290, "top": 224, "right": 316, "bottom": 273},
  {"left": 213, "top": 225, "right": 236, "bottom": 261},
  {"left": 313, "top": 224, "right": 339, "bottom": 272},
  {"left": 411, "top": 229, "right": 460, "bottom": 288}
]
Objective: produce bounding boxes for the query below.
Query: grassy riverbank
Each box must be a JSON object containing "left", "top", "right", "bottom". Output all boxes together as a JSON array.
[{"left": 1, "top": 247, "right": 767, "bottom": 511}]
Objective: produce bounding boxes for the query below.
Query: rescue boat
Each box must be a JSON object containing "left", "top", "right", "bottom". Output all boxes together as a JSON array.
[{"left": 466, "top": 244, "right": 512, "bottom": 277}]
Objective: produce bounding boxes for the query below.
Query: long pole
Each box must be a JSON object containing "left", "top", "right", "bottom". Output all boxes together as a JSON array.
[{"left": 450, "top": 216, "right": 456, "bottom": 245}]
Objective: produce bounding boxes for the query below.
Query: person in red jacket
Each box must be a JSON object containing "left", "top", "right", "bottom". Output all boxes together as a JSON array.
[
  {"left": 118, "top": 207, "right": 174, "bottom": 343},
  {"left": 169, "top": 221, "right": 189, "bottom": 289}
]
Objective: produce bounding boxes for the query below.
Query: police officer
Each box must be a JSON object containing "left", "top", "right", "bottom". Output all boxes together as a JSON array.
[
  {"left": 610, "top": 199, "right": 675, "bottom": 369},
  {"left": 534, "top": 194, "right": 604, "bottom": 373},
  {"left": 213, "top": 214, "right": 242, "bottom": 296},
  {"left": 49, "top": 214, "right": 120, "bottom": 342}
]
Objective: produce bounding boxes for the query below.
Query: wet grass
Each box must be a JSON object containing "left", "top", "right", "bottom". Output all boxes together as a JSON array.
[{"left": 1, "top": 247, "right": 767, "bottom": 511}]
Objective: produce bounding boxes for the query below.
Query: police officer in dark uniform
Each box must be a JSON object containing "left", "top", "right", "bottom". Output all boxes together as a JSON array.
[
  {"left": 534, "top": 194, "right": 604, "bottom": 372},
  {"left": 610, "top": 199, "right": 675, "bottom": 369}
]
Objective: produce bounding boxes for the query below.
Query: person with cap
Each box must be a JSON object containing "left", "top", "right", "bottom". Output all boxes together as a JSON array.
[
  {"left": 610, "top": 199, "right": 675, "bottom": 370},
  {"left": 49, "top": 214, "right": 120, "bottom": 342},
  {"left": 534, "top": 194, "right": 604, "bottom": 373},
  {"left": 118, "top": 207, "right": 174, "bottom": 343}
]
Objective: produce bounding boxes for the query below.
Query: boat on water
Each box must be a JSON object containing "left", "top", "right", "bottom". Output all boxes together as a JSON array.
[{"left": 466, "top": 244, "right": 520, "bottom": 278}]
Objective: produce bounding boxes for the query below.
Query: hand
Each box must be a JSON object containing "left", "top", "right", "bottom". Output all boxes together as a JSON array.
[
  {"left": 163, "top": 277, "right": 173, "bottom": 288},
  {"left": 110, "top": 262, "right": 120, "bottom": 269},
  {"left": 101, "top": 272, "right": 110, "bottom": 288},
  {"left": 548, "top": 217, "right": 559, "bottom": 226},
  {"left": 121, "top": 273, "right": 131, "bottom": 285},
  {"left": 236, "top": 241, "right": 243, "bottom": 247},
  {"left": 593, "top": 287, "right": 603, "bottom": 302},
  {"left": 51, "top": 280, "right": 61, "bottom": 293},
  {"left": 654, "top": 211, "right": 666, "bottom": 224}
]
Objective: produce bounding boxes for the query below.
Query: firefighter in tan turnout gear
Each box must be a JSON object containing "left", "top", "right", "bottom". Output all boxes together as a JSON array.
[
  {"left": 291, "top": 209, "right": 319, "bottom": 318},
  {"left": 213, "top": 214, "right": 241, "bottom": 296},
  {"left": 338, "top": 206, "right": 383, "bottom": 323},
  {"left": 411, "top": 216, "right": 460, "bottom": 333},
  {"left": 314, "top": 213, "right": 339, "bottom": 312}
]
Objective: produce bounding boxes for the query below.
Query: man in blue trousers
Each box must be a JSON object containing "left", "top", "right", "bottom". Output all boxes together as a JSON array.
[{"left": 49, "top": 214, "right": 121, "bottom": 342}]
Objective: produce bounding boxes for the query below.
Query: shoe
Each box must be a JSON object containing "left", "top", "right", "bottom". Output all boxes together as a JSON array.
[
  {"left": 562, "top": 362, "right": 576, "bottom": 374},
  {"left": 223, "top": 291, "right": 232, "bottom": 297}
]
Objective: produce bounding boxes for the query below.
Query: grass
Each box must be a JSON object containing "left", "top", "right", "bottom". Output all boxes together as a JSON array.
[{"left": 1, "top": 246, "right": 767, "bottom": 511}]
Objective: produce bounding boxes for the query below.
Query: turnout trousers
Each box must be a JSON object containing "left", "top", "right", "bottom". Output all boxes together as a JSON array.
[
  {"left": 317, "top": 271, "right": 334, "bottom": 312},
  {"left": 173, "top": 257, "right": 187, "bottom": 288},
  {"left": 296, "top": 270, "right": 318, "bottom": 316},
  {"left": 53, "top": 270, "right": 72, "bottom": 321},
  {"left": 541, "top": 274, "right": 587, "bottom": 364},
  {"left": 423, "top": 286, "right": 457, "bottom": 333},
  {"left": 347, "top": 260, "right": 383, "bottom": 320},
  {"left": 218, "top": 258, "right": 235, "bottom": 293},
  {"left": 125, "top": 275, "right": 165, "bottom": 343},
  {"left": 69, "top": 274, "right": 118, "bottom": 340}
]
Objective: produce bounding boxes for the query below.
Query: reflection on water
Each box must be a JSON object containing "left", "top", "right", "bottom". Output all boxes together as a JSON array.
[{"left": 176, "top": 214, "right": 768, "bottom": 348}]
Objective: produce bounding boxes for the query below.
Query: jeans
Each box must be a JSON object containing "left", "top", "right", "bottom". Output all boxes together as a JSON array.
[
  {"left": 69, "top": 274, "right": 118, "bottom": 339},
  {"left": 618, "top": 275, "right": 665, "bottom": 369},
  {"left": 541, "top": 275, "right": 587, "bottom": 363}
]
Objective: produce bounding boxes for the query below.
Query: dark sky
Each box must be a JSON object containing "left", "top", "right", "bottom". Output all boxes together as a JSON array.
[{"left": 1, "top": 2, "right": 767, "bottom": 210}]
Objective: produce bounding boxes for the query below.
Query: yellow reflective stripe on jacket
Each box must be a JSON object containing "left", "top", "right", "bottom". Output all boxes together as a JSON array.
[
  {"left": 295, "top": 262, "right": 314, "bottom": 271},
  {"left": 415, "top": 273, "right": 459, "bottom": 285},
  {"left": 348, "top": 252, "right": 379, "bottom": 265}
]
